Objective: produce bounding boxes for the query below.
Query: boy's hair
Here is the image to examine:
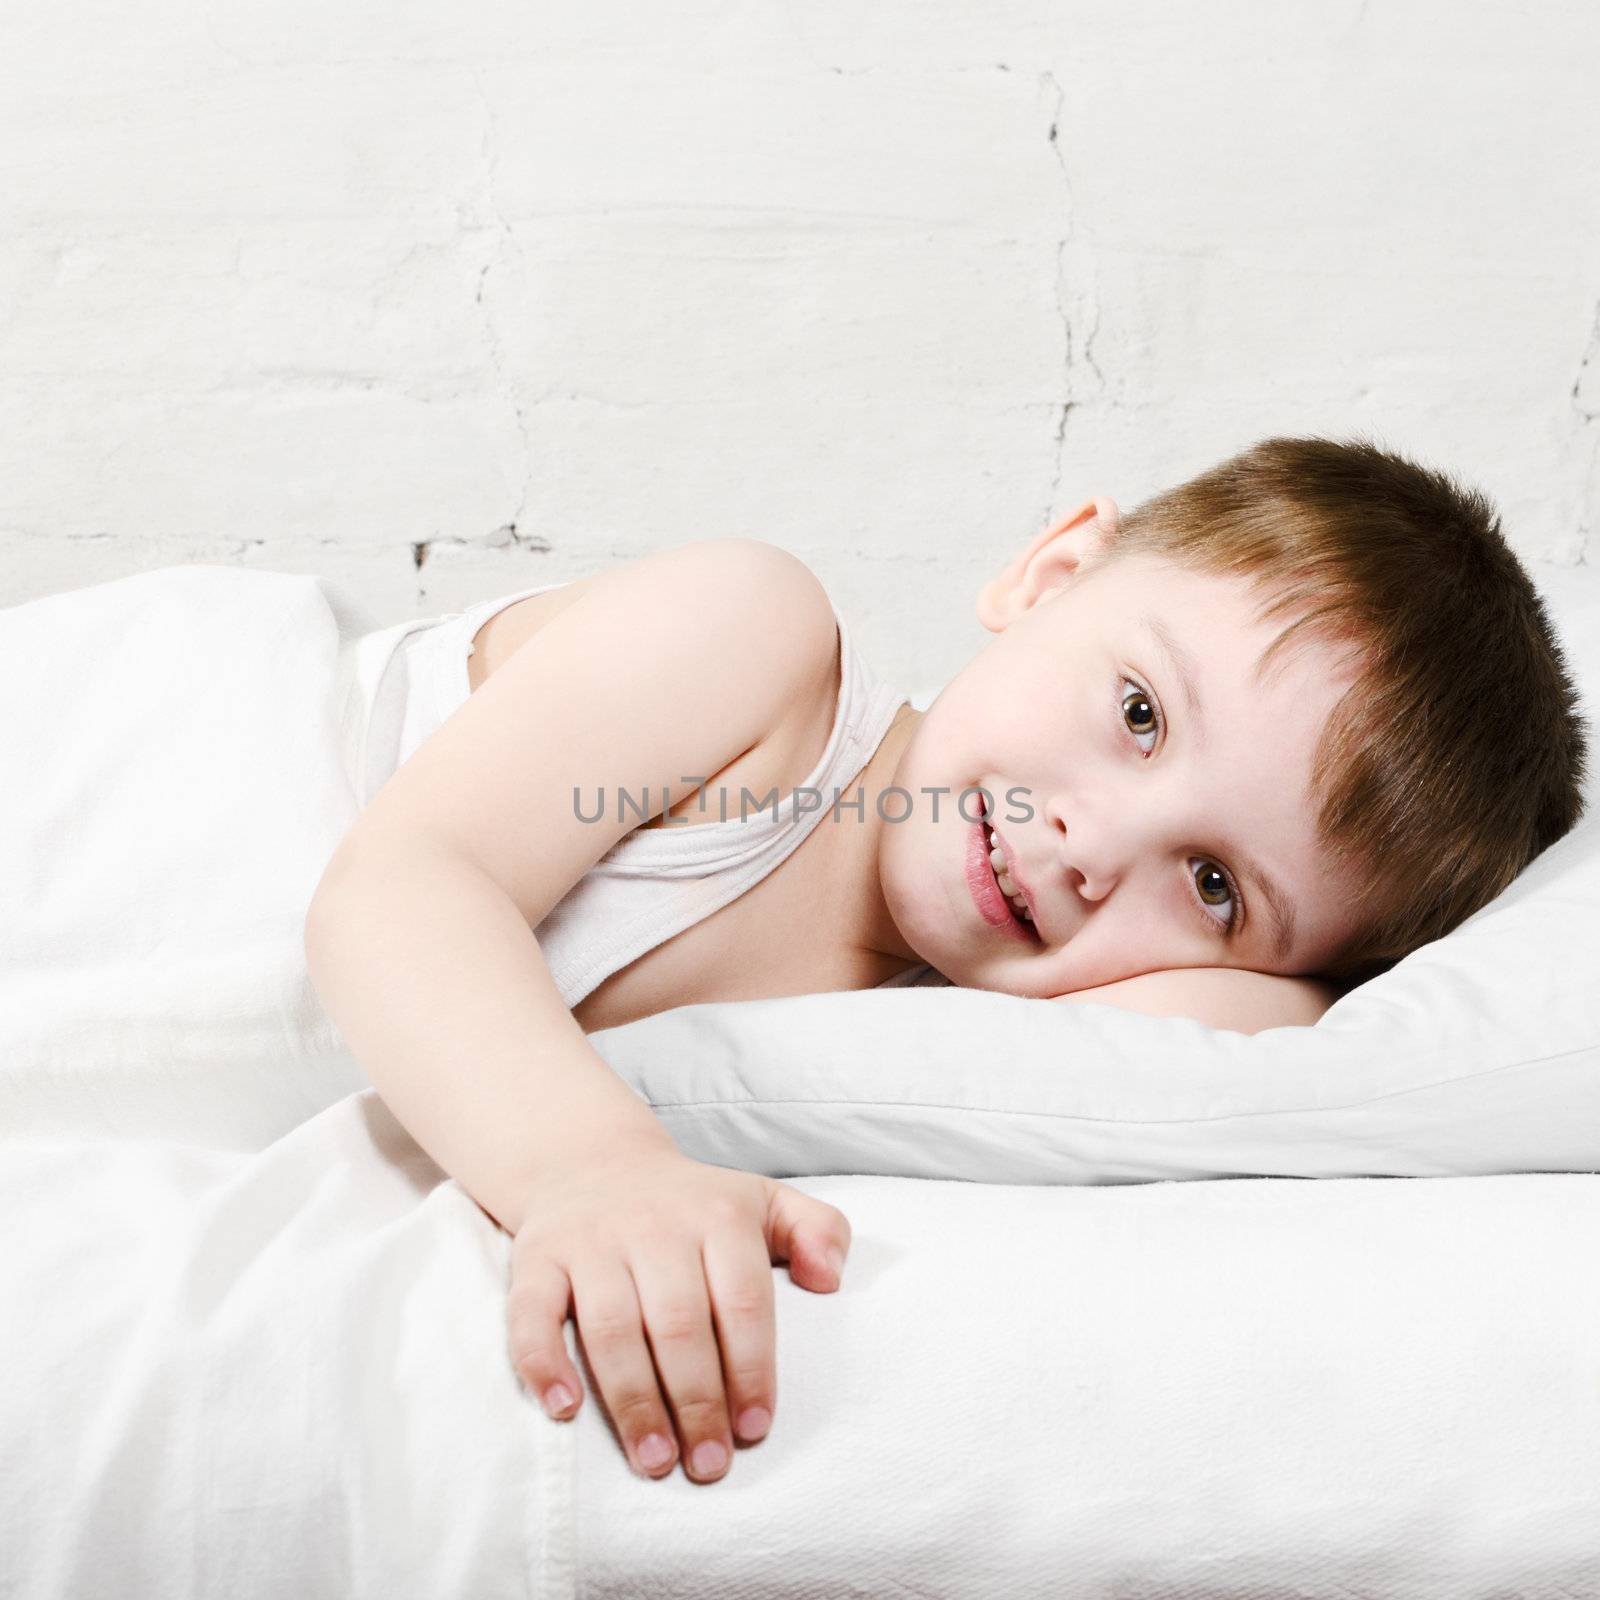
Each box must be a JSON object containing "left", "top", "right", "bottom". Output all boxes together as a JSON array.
[{"left": 1101, "top": 434, "right": 1589, "bottom": 985}]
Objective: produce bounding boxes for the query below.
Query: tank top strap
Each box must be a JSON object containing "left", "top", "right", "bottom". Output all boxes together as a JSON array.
[
  {"left": 349, "top": 579, "right": 570, "bottom": 808},
  {"left": 532, "top": 603, "right": 912, "bottom": 1008},
  {"left": 589, "top": 603, "right": 907, "bottom": 870}
]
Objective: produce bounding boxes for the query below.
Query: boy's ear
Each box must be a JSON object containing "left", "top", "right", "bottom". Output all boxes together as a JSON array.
[{"left": 976, "top": 496, "right": 1120, "bottom": 632}]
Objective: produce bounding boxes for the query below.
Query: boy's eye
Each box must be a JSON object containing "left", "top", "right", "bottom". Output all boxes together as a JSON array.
[
  {"left": 1120, "top": 681, "right": 1160, "bottom": 752},
  {"left": 1196, "top": 864, "right": 1228, "bottom": 915},
  {"left": 1119, "top": 675, "right": 1243, "bottom": 935}
]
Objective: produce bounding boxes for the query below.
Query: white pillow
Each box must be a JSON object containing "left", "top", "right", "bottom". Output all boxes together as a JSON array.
[
  {"left": 583, "top": 559, "right": 1600, "bottom": 1183},
  {"left": 0, "top": 565, "right": 372, "bottom": 1149}
]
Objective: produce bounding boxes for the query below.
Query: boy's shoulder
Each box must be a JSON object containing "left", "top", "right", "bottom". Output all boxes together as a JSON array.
[
  {"left": 692, "top": 536, "right": 836, "bottom": 622},
  {"left": 616, "top": 535, "right": 834, "bottom": 635},
  {"left": 658, "top": 536, "right": 842, "bottom": 711},
  {"left": 467, "top": 538, "right": 836, "bottom": 700}
]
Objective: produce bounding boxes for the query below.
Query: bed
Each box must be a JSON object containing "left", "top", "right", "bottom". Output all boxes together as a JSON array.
[{"left": 3, "top": 559, "right": 1597, "bottom": 1598}]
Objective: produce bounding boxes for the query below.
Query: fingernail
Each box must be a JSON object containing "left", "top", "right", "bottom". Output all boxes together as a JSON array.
[
  {"left": 736, "top": 1406, "right": 771, "bottom": 1442},
  {"left": 543, "top": 1383, "right": 574, "bottom": 1417},
  {"left": 637, "top": 1433, "right": 674, "bottom": 1471},
  {"left": 690, "top": 1440, "right": 728, "bottom": 1478},
  {"left": 826, "top": 1246, "right": 845, "bottom": 1277}
]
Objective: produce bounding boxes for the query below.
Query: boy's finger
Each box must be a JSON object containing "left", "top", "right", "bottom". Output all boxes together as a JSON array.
[
  {"left": 506, "top": 1256, "right": 582, "bottom": 1419},
  {"left": 767, "top": 1187, "right": 852, "bottom": 1291},
  {"left": 701, "top": 1225, "right": 778, "bottom": 1445},
  {"left": 628, "top": 1247, "right": 734, "bottom": 1482},
  {"left": 570, "top": 1258, "right": 683, "bottom": 1480}
]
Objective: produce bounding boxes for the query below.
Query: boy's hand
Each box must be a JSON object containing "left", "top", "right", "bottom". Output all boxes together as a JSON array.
[
  {"left": 505, "top": 1139, "right": 851, "bottom": 1484},
  {"left": 1052, "top": 966, "right": 1340, "bottom": 1033}
]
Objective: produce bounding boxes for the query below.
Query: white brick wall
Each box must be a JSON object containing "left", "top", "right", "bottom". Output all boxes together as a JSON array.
[{"left": 3, "top": 0, "right": 1596, "bottom": 689}]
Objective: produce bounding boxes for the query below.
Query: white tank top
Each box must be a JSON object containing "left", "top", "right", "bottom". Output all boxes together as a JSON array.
[{"left": 343, "top": 581, "right": 950, "bottom": 1008}]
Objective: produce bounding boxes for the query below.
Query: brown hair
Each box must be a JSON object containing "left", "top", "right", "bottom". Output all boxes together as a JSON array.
[{"left": 1102, "top": 434, "right": 1590, "bottom": 985}]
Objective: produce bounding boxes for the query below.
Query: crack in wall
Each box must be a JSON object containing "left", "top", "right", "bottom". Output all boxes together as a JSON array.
[
  {"left": 1570, "top": 298, "right": 1600, "bottom": 559},
  {"left": 1046, "top": 72, "right": 1105, "bottom": 397},
  {"left": 413, "top": 525, "right": 552, "bottom": 572},
  {"left": 1572, "top": 300, "right": 1600, "bottom": 421},
  {"left": 469, "top": 68, "right": 536, "bottom": 556},
  {"left": 1040, "top": 68, "right": 1101, "bottom": 532}
]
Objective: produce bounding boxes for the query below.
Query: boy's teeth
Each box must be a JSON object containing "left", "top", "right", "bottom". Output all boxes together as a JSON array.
[{"left": 984, "top": 822, "right": 1032, "bottom": 920}]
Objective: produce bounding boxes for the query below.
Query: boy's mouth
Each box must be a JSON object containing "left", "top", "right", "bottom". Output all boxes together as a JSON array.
[{"left": 965, "top": 814, "right": 1041, "bottom": 943}]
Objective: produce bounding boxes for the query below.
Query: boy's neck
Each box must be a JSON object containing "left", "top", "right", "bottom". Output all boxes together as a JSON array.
[{"left": 836, "top": 701, "right": 926, "bottom": 972}]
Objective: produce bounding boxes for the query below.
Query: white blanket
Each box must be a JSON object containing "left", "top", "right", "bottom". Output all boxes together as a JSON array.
[{"left": 5, "top": 1092, "right": 1597, "bottom": 1598}]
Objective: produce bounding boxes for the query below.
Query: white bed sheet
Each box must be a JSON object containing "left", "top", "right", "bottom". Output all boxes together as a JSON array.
[{"left": 5, "top": 1092, "right": 1597, "bottom": 1599}]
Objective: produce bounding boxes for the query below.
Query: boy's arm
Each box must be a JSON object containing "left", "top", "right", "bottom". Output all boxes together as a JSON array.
[
  {"left": 302, "top": 538, "right": 851, "bottom": 1486},
  {"left": 1051, "top": 967, "right": 1339, "bottom": 1034},
  {"left": 304, "top": 536, "right": 841, "bottom": 1228}
]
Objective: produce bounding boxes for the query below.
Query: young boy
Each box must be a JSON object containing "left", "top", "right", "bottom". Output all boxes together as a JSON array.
[{"left": 304, "top": 434, "right": 1589, "bottom": 1491}]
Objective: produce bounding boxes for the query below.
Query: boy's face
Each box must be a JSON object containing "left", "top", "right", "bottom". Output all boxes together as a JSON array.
[{"left": 876, "top": 501, "right": 1369, "bottom": 995}]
